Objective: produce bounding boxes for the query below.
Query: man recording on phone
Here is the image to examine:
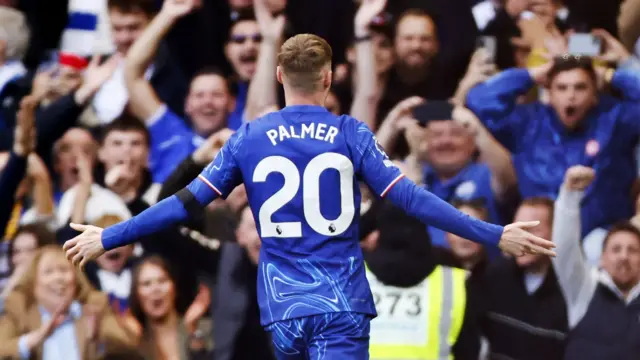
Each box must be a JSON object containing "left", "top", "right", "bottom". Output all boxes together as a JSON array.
[{"left": 465, "top": 29, "right": 640, "bottom": 242}]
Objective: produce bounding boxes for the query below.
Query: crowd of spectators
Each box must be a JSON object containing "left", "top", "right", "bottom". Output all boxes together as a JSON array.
[{"left": 1, "top": 0, "right": 640, "bottom": 359}]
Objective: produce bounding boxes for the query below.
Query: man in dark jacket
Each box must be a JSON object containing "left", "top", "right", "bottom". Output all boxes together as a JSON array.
[{"left": 473, "top": 197, "right": 568, "bottom": 360}]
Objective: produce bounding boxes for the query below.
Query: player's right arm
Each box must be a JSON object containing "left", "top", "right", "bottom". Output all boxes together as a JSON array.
[
  {"left": 63, "top": 129, "right": 245, "bottom": 268},
  {"left": 350, "top": 120, "right": 555, "bottom": 257}
]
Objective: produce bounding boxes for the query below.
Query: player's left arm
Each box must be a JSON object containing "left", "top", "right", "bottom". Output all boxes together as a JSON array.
[
  {"left": 100, "top": 131, "right": 244, "bottom": 251},
  {"left": 351, "top": 121, "right": 504, "bottom": 247}
]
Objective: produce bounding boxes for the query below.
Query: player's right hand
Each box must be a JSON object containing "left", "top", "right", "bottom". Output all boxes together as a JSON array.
[
  {"left": 499, "top": 221, "right": 556, "bottom": 257},
  {"left": 63, "top": 224, "right": 106, "bottom": 270}
]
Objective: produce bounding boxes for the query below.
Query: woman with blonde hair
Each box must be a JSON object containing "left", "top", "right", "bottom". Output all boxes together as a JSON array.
[{"left": 0, "top": 245, "right": 134, "bottom": 360}]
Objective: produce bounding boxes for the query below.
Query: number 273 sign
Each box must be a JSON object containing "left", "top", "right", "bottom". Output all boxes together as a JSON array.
[{"left": 367, "top": 274, "right": 430, "bottom": 346}]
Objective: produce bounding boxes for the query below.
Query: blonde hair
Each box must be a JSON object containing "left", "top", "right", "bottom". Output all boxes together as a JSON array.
[
  {"left": 13, "top": 245, "right": 95, "bottom": 306},
  {"left": 277, "top": 34, "right": 333, "bottom": 94},
  {"left": 0, "top": 6, "right": 30, "bottom": 61}
]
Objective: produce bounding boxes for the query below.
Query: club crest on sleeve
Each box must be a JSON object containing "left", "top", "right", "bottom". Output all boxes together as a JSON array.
[{"left": 372, "top": 136, "right": 389, "bottom": 158}]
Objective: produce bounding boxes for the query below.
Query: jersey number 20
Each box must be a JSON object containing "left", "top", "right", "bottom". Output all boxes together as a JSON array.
[{"left": 253, "top": 152, "right": 355, "bottom": 238}]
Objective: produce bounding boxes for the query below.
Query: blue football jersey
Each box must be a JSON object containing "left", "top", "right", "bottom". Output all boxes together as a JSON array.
[{"left": 192, "top": 105, "right": 404, "bottom": 326}]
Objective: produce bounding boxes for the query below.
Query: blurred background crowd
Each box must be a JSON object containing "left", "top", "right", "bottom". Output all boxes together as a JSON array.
[{"left": 0, "top": 0, "right": 640, "bottom": 359}]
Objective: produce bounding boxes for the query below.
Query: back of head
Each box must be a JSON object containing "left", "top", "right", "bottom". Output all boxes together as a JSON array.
[
  {"left": 277, "top": 34, "right": 333, "bottom": 95},
  {"left": 363, "top": 201, "right": 434, "bottom": 287}
]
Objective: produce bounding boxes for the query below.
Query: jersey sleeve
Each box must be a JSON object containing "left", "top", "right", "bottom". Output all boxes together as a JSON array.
[
  {"left": 351, "top": 121, "right": 405, "bottom": 197},
  {"left": 186, "top": 127, "right": 245, "bottom": 204},
  {"left": 101, "top": 129, "right": 246, "bottom": 251},
  {"left": 385, "top": 176, "right": 504, "bottom": 247}
]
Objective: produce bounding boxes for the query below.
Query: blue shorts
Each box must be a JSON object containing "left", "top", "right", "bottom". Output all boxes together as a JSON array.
[{"left": 265, "top": 312, "right": 371, "bottom": 360}]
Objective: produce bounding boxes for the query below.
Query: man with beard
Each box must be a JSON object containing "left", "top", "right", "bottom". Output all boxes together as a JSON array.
[
  {"left": 124, "top": 0, "right": 236, "bottom": 183},
  {"left": 377, "top": 9, "right": 462, "bottom": 129},
  {"left": 553, "top": 165, "right": 640, "bottom": 360},
  {"left": 467, "top": 52, "right": 640, "bottom": 237}
]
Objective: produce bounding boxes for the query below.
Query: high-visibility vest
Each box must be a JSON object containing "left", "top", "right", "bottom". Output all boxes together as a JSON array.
[{"left": 367, "top": 265, "right": 467, "bottom": 360}]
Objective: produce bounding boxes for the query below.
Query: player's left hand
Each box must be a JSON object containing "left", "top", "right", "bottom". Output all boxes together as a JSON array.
[
  {"left": 63, "top": 224, "right": 106, "bottom": 270},
  {"left": 499, "top": 221, "right": 556, "bottom": 258}
]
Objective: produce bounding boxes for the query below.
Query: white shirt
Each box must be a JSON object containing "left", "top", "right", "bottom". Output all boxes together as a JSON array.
[{"left": 92, "top": 60, "right": 153, "bottom": 125}]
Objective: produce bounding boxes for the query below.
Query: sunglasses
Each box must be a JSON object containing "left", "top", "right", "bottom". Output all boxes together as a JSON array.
[
  {"left": 553, "top": 54, "right": 593, "bottom": 66},
  {"left": 229, "top": 34, "right": 263, "bottom": 44}
]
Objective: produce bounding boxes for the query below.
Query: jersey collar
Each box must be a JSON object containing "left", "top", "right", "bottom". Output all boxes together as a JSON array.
[{"left": 280, "top": 105, "right": 329, "bottom": 113}]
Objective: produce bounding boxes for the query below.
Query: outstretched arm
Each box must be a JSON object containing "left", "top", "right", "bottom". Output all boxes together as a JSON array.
[
  {"left": 385, "top": 176, "right": 503, "bottom": 247},
  {"left": 63, "top": 128, "right": 245, "bottom": 268},
  {"left": 350, "top": 120, "right": 555, "bottom": 257}
]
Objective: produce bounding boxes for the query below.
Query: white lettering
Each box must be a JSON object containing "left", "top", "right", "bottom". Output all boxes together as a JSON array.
[
  {"left": 279, "top": 125, "right": 291, "bottom": 142},
  {"left": 267, "top": 123, "right": 340, "bottom": 145},
  {"left": 290, "top": 126, "right": 300, "bottom": 139},
  {"left": 302, "top": 123, "right": 315, "bottom": 139},
  {"left": 315, "top": 123, "right": 327, "bottom": 140},
  {"left": 266, "top": 129, "right": 278, "bottom": 145},
  {"left": 325, "top": 126, "right": 338, "bottom": 144}
]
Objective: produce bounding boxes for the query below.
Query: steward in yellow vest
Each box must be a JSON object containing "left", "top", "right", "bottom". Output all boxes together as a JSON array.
[
  {"left": 360, "top": 197, "right": 481, "bottom": 360},
  {"left": 366, "top": 265, "right": 473, "bottom": 360}
]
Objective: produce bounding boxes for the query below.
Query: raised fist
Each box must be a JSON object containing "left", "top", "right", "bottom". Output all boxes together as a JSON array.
[{"left": 563, "top": 165, "right": 595, "bottom": 191}]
